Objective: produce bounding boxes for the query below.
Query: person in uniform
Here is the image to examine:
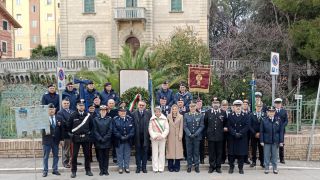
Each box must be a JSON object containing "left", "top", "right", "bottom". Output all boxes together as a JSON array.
[
  {"left": 132, "top": 101, "right": 152, "bottom": 173},
  {"left": 62, "top": 82, "right": 79, "bottom": 111},
  {"left": 100, "top": 82, "right": 120, "bottom": 105},
  {"left": 87, "top": 103, "right": 97, "bottom": 162},
  {"left": 255, "top": 92, "right": 268, "bottom": 113},
  {"left": 220, "top": 100, "right": 230, "bottom": 164},
  {"left": 68, "top": 100, "right": 94, "bottom": 178},
  {"left": 249, "top": 102, "right": 265, "bottom": 168},
  {"left": 84, "top": 81, "right": 100, "bottom": 112},
  {"left": 92, "top": 105, "right": 113, "bottom": 176},
  {"left": 242, "top": 99, "right": 251, "bottom": 165},
  {"left": 183, "top": 102, "right": 204, "bottom": 173},
  {"left": 107, "top": 99, "right": 119, "bottom": 164},
  {"left": 274, "top": 98, "right": 288, "bottom": 164},
  {"left": 149, "top": 106, "right": 169, "bottom": 173},
  {"left": 204, "top": 98, "right": 227, "bottom": 174},
  {"left": 160, "top": 96, "right": 171, "bottom": 116},
  {"left": 166, "top": 104, "right": 184, "bottom": 172},
  {"left": 260, "top": 106, "right": 284, "bottom": 174},
  {"left": 113, "top": 107, "right": 135, "bottom": 174},
  {"left": 227, "top": 100, "right": 249, "bottom": 174},
  {"left": 177, "top": 97, "right": 188, "bottom": 115},
  {"left": 41, "top": 103, "right": 63, "bottom": 177},
  {"left": 174, "top": 82, "right": 193, "bottom": 109},
  {"left": 93, "top": 95, "right": 102, "bottom": 115},
  {"left": 196, "top": 99, "right": 206, "bottom": 164},
  {"left": 42, "top": 84, "right": 60, "bottom": 112},
  {"left": 156, "top": 80, "right": 174, "bottom": 107},
  {"left": 56, "top": 98, "right": 74, "bottom": 168}
]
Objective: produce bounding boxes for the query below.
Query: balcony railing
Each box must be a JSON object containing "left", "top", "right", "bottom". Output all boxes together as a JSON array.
[{"left": 114, "top": 7, "right": 146, "bottom": 21}]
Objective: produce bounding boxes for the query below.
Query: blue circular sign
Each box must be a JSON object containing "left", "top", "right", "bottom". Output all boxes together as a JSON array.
[
  {"left": 272, "top": 55, "right": 278, "bottom": 66},
  {"left": 58, "top": 69, "right": 64, "bottom": 81}
]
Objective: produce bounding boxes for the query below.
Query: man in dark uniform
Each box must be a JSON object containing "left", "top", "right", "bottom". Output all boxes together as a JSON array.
[
  {"left": 174, "top": 82, "right": 193, "bottom": 109},
  {"left": 56, "top": 98, "right": 74, "bottom": 168},
  {"left": 159, "top": 96, "right": 170, "bottom": 116},
  {"left": 68, "top": 100, "right": 94, "bottom": 178},
  {"left": 184, "top": 102, "right": 204, "bottom": 173},
  {"left": 156, "top": 80, "right": 174, "bottom": 107},
  {"left": 220, "top": 100, "right": 230, "bottom": 164},
  {"left": 242, "top": 99, "right": 251, "bottom": 165},
  {"left": 62, "top": 82, "right": 79, "bottom": 111},
  {"left": 274, "top": 98, "right": 288, "bottom": 164},
  {"left": 84, "top": 81, "right": 100, "bottom": 112},
  {"left": 41, "top": 103, "right": 63, "bottom": 177},
  {"left": 42, "top": 84, "right": 60, "bottom": 112},
  {"left": 100, "top": 82, "right": 120, "bottom": 105},
  {"left": 132, "top": 101, "right": 152, "bottom": 173},
  {"left": 87, "top": 103, "right": 97, "bottom": 162},
  {"left": 227, "top": 100, "right": 250, "bottom": 174},
  {"left": 196, "top": 99, "right": 206, "bottom": 164},
  {"left": 204, "top": 99, "right": 227, "bottom": 174},
  {"left": 249, "top": 102, "right": 265, "bottom": 168}
]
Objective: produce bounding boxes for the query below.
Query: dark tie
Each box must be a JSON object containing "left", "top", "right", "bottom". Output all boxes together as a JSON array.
[
  {"left": 140, "top": 111, "right": 143, "bottom": 116},
  {"left": 51, "top": 116, "right": 56, "bottom": 128}
]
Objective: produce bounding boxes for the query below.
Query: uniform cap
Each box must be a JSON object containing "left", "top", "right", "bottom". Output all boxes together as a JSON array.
[
  {"left": 233, "top": 100, "right": 243, "bottom": 105},
  {"left": 255, "top": 92, "right": 262, "bottom": 97},
  {"left": 274, "top": 98, "right": 283, "bottom": 103}
]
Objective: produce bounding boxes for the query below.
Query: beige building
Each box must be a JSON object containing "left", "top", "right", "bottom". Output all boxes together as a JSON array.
[
  {"left": 5, "top": 0, "right": 60, "bottom": 58},
  {"left": 60, "top": 0, "right": 209, "bottom": 58}
]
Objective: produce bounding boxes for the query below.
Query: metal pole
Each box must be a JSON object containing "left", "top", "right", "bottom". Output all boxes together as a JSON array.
[
  {"left": 272, "top": 75, "right": 275, "bottom": 106},
  {"left": 296, "top": 77, "right": 301, "bottom": 134},
  {"left": 307, "top": 79, "right": 320, "bottom": 162}
]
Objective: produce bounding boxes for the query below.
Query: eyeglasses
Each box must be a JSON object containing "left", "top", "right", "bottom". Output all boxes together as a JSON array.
[{"left": 139, "top": 104, "right": 145, "bottom": 107}]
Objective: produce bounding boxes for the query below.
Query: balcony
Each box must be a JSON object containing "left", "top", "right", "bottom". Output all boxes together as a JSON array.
[{"left": 114, "top": 7, "right": 146, "bottom": 21}]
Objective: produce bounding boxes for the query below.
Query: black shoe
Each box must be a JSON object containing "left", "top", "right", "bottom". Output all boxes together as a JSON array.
[
  {"left": 200, "top": 159, "right": 205, "bottom": 164},
  {"left": 71, "top": 172, "right": 76, "bottom": 178},
  {"left": 142, "top": 169, "right": 147, "bottom": 173},
  {"left": 216, "top": 168, "right": 222, "bottom": 173},
  {"left": 250, "top": 162, "right": 256, "bottom": 167},
  {"left": 260, "top": 164, "right": 265, "bottom": 168},
  {"left": 208, "top": 167, "right": 214, "bottom": 173},
  {"left": 195, "top": 166, "right": 200, "bottom": 173},
  {"left": 174, "top": 169, "right": 180, "bottom": 172},
  {"left": 169, "top": 168, "right": 174, "bottom": 172},
  {"left": 136, "top": 168, "right": 140, "bottom": 173},
  {"left": 187, "top": 167, "right": 191, "bottom": 173},
  {"left": 64, "top": 164, "right": 71, "bottom": 168},
  {"left": 148, "top": 157, "right": 152, "bottom": 161},
  {"left": 86, "top": 171, "right": 93, "bottom": 176},
  {"left": 125, "top": 168, "right": 130, "bottom": 173},
  {"left": 77, "top": 162, "right": 82, "bottom": 165},
  {"left": 105, "top": 171, "right": 109, "bottom": 176},
  {"left": 280, "top": 160, "right": 285, "bottom": 164},
  {"left": 228, "top": 168, "right": 234, "bottom": 174},
  {"left": 52, "top": 171, "right": 61, "bottom": 175},
  {"left": 42, "top": 172, "right": 48, "bottom": 177},
  {"left": 239, "top": 169, "right": 244, "bottom": 174},
  {"left": 113, "top": 159, "right": 117, "bottom": 163},
  {"left": 99, "top": 171, "right": 104, "bottom": 176},
  {"left": 244, "top": 160, "right": 250, "bottom": 164},
  {"left": 273, "top": 170, "right": 278, "bottom": 174}
]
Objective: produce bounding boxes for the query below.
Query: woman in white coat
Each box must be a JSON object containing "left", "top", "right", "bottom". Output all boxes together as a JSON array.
[{"left": 148, "top": 106, "right": 169, "bottom": 173}]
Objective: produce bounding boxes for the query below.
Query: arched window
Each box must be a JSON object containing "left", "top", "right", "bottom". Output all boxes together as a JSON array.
[{"left": 85, "top": 36, "right": 96, "bottom": 57}]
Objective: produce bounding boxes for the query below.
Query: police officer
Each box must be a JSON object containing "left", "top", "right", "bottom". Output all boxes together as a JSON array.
[
  {"left": 156, "top": 80, "right": 174, "bottom": 106},
  {"left": 204, "top": 98, "right": 227, "bottom": 174},
  {"left": 159, "top": 96, "right": 170, "bottom": 116},
  {"left": 84, "top": 81, "right": 100, "bottom": 112},
  {"left": 68, "top": 100, "right": 94, "bottom": 178},
  {"left": 227, "top": 100, "right": 250, "bottom": 174},
  {"left": 196, "top": 99, "right": 206, "bottom": 164},
  {"left": 249, "top": 102, "right": 265, "bottom": 168},
  {"left": 220, "top": 100, "right": 230, "bottom": 164},
  {"left": 242, "top": 99, "right": 251, "bottom": 165},
  {"left": 100, "top": 82, "right": 120, "bottom": 105},
  {"left": 42, "top": 84, "right": 60, "bottom": 112},
  {"left": 274, "top": 98, "right": 288, "bottom": 164},
  {"left": 177, "top": 98, "right": 188, "bottom": 115},
  {"left": 174, "top": 82, "right": 193, "bottom": 109},
  {"left": 183, "top": 102, "right": 204, "bottom": 173},
  {"left": 62, "top": 82, "right": 79, "bottom": 111},
  {"left": 113, "top": 107, "right": 135, "bottom": 174}
]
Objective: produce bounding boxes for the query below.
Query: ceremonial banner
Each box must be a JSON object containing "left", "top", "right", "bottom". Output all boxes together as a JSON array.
[{"left": 188, "top": 65, "right": 212, "bottom": 93}]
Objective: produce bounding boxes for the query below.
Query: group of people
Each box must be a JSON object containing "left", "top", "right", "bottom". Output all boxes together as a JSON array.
[{"left": 40, "top": 80, "right": 288, "bottom": 178}]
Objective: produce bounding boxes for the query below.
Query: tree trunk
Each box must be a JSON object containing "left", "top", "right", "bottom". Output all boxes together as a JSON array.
[{"left": 286, "top": 45, "right": 293, "bottom": 91}]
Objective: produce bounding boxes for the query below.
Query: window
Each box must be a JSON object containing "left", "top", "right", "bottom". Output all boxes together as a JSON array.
[
  {"left": 85, "top": 36, "right": 96, "bottom": 56},
  {"left": 16, "top": 0, "right": 21, "bottom": 5},
  {"left": 47, "top": 13, "right": 54, "bottom": 20},
  {"left": 16, "top": 14, "right": 22, "bottom": 21},
  {"left": 16, "top": 29, "right": 23, "bottom": 36},
  {"left": 171, "top": 0, "right": 182, "bottom": 12},
  {"left": 1, "top": 41, "right": 7, "bottom": 53},
  {"left": 84, "top": 0, "right": 95, "bottom": 13},
  {"left": 126, "top": 0, "right": 137, "bottom": 7},
  {"left": 32, "top": 5, "right": 36, "bottom": 12},
  {"left": 46, "top": 0, "right": 52, "bottom": 5},
  {"left": 31, "top": 20, "right": 37, "bottom": 28},
  {"left": 32, "top": 36, "right": 38, "bottom": 43},
  {"left": 17, "top": 44, "right": 23, "bottom": 51},
  {"left": 2, "top": 20, "right": 8, "bottom": 30}
]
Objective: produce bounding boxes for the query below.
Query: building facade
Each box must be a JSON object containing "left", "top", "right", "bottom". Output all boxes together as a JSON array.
[
  {"left": 0, "top": 0, "right": 22, "bottom": 59},
  {"left": 60, "top": 0, "right": 209, "bottom": 58},
  {"left": 5, "top": 0, "right": 60, "bottom": 58}
]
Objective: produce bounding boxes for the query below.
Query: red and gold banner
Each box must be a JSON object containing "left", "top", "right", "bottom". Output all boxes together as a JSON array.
[{"left": 188, "top": 65, "right": 212, "bottom": 93}]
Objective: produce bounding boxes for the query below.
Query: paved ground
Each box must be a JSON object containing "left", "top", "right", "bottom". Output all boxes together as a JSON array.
[{"left": 0, "top": 169, "right": 320, "bottom": 180}]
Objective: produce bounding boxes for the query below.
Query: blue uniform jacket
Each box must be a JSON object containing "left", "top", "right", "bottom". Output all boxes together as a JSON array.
[
  {"left": 84, "top": 88, "right": 100, "bottom": 111},
  {"left": 174, "top": 91, "right": 193, "bottom": 108},
  {"left": 260, "top": 117, "right": 284, "bottom": 144},
  {"left": 155, "top": 88, "right": 174, "bottom": 106},
  {"left": 100, "top": 89, "right": 120, "bottom": 105},
  {"left": 112, "top": 115, "right": 135, "bottom": 147},
  {"left": 41, "top": 92, "right": 60, "bottom": 111},
  {"left": 183, "top": 112, "right": 204, "bottom": 140}
]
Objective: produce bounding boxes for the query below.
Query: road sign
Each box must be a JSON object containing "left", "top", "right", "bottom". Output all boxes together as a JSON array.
[
  {"left": 57, "top": 67, "right": 65, "bottom": 90},
  {"left": 270, "top": 52, "right": 280, "bottom": 75},
  {"left": 295, "top": 94, "right": 303, "bottom": 100}
]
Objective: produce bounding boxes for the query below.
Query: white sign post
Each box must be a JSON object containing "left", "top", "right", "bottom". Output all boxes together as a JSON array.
[{"left": 270, "top": 52, "right": 280, "bottom": 105}]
